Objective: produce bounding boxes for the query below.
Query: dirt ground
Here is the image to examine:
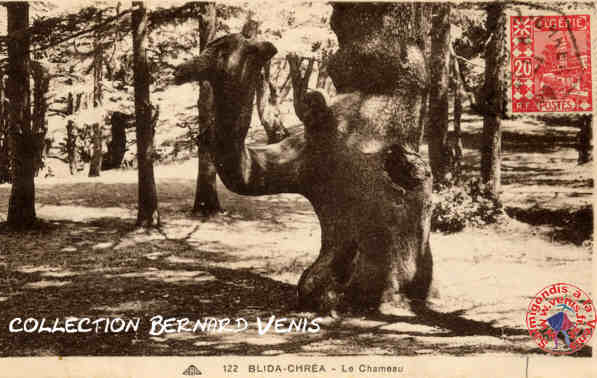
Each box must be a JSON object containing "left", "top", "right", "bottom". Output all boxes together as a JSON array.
[{"left": 0, "top": 115, "right": 593, "bottom": 356}]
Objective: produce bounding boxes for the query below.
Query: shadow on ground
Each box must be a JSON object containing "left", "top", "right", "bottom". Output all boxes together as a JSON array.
[
  {"left": 0, "top": 114, "right": 592, "bottom": 356},
  {"left": 0, "top": 213, "right": 573, "bottom": 357},
  {"left": 506, "top": 206, "right": 593, "bottom": 246}
]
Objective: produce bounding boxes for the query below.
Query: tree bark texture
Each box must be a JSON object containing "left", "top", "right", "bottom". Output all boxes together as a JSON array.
[
  {"left": 415, "top": 4, "right": 433, "bottom": 60},
  {"left": 415, "top": 4, "right": 433, "bottom": 149},
  {"left": 0, "top": 73, "right": 9, "bottom": 183},
  {"left": 6, "top": 2, "right": 37, "bottom": 229},
  {"left": 88, "top": 122, "right": 103, "bottom": 177},
  {"left": 480, "top": 4, "right": 507, "bottom": 198},
  {"left": 65, "top": 92, "right": 80, "bottom": 174},
  {"left": 193, "top": 2, "right": 221, "bottom": 217},
  {"left": 450, "top": 48, "right": 464, "bottom": 184},
  {"left": 132, "top": 1, "right": 159, "bottom": 227},
  {"left": 102, "top": 111, "right": 131, "bottom": 170},
  {"left": 428, "top": 4, "right": 451, "bottom": 186},
  {"left": 30, "top": 61, "right": 50, "bottom": 176},
  {"left": 173, "top": 3, "right": 433, "bottom": 313},
  {"left": 66, "top": 120, "right": 77, "bottom": 174},
  {"left": 578, "top": 115, "right": 593, "bottom": 164},
  {"left": 310, "top": 2, "right": 433, "bottom": 312}
]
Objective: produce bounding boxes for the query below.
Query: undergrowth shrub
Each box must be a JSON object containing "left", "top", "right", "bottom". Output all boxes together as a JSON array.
[{"left": 431, "top": 179, "right": 505, "bottom": 233}]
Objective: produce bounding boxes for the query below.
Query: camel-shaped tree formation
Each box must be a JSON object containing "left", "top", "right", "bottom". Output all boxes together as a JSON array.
[{"left": 174, "top": 7, "right": 433, "bottom": 314}]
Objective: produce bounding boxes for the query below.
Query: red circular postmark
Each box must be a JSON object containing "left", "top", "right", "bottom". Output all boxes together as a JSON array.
[{"left": 526, "top": 282, "right": 596, "bottom": 355}]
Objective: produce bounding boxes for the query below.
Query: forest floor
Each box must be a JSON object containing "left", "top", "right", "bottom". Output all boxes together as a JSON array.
[{"left": 0, "top": 114, "right": 593, "bottom": 357}]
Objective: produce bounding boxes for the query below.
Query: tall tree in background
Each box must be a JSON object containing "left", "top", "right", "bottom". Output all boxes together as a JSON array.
[
  {"left": 5, "top": 2, "right": 37, "bottom": 229},
  {"left": 415, "top": 4, "right": 433, "bottom": 149},
  {"left": 132, "top": 1, "right": 159, "bottom": 227},
  {"left": 65, "top": 92, "right": 78, "bottom": 174},
  {"left": 449, "top": 44, "right": 465, "bottom": 183},
  {"left": 480, "top": 3, "right": 507, "bottom": 198},
  {"left": 193, "top": 1, "right": 222, "bottom": 216},
  {"left": 30, "top": 61, "right": 51, "bottom": 176},
  {"left": 88, "top": 11, "right": 105, "bottom": 177},
  {"left": 428, "top": 3, "right": 451, "bottom": 186},
  {"left": 103, "top": 111, "right": 131, "bottom": 170}
]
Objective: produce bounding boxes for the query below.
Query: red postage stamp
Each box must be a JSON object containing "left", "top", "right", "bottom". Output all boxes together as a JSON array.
[
  {"left": 526, "top": 282, "right": 596, "bottom": 355},
  {"left": 510, "top": 15, "right": 592, "bottom": 113}
]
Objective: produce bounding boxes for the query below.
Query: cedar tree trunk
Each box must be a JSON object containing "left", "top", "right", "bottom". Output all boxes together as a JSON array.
[
  {"left": 449, "top": 45, "right": 464, "bottom": 183},
  {"left": 88, "top": 122, "right": 103, "bottom": 177},
  {"left": 65, "top": 92, "right": 79, "bottom": 174},
  {"left": 415, "top": 4, "right": 432, "bottom": 149},
  {"left": 6, "top": 2, "right": 36, "bottom": 229},
  {"left": 132, "top": 1, "right": 159, "bottom": 227},
  {"left": 451, "top": 73, "right": 464, "bottom": 183},
  {"left": 480, "top": 4, "right": 507, "bottom": 198},
  {"left": 103, "top": 111, "right": 130, "bottom": 170},
  {"left": 0, "top": 72, "right": 10, "bottom": 183},
  {"left": 88, "top": 15, "right": 104, "bottom": 177},
  {"left": 31, "top": 61, "right": 50, "bottom": 176},
  {"left": 428, "top": 4, "right": 451, "bottom": 185},
  {"left": 193, "top": 2, "right": 222, "bottom": 216}
]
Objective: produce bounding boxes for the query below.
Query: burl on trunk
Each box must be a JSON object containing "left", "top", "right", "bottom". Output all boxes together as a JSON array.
[{"left": 174, "top": 3, "right": 433, "bottom": 314}]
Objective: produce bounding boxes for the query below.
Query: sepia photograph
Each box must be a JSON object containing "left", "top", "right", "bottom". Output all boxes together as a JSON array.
[{"left": 0, "top": 0, "right": 593, "bottom": 376}]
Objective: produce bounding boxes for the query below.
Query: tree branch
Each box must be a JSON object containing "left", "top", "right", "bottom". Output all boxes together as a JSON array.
[
  {"left": 287, "top": 53, "right": 315, "bottom": 123},
  {"left": 452, "top": 53, "right": 484, "bottom": 69}
]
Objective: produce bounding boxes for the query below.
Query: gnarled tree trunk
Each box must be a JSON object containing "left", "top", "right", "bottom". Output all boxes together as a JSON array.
[
  {"left": 305, "top": 3, "right": 434, "bottom": 313},
  {"left": 174, "top": 3, "right": 433, "bottom": 314}
]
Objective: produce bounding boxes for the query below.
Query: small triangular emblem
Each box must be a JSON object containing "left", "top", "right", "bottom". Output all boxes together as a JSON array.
[{"left": 183, "top": 364, "right": 202, "bottom": 376}]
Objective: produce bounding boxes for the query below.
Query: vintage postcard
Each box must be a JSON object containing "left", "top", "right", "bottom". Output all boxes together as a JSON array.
[{"left": 0, "top": 0, "right": 594, "bottom": 377}]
